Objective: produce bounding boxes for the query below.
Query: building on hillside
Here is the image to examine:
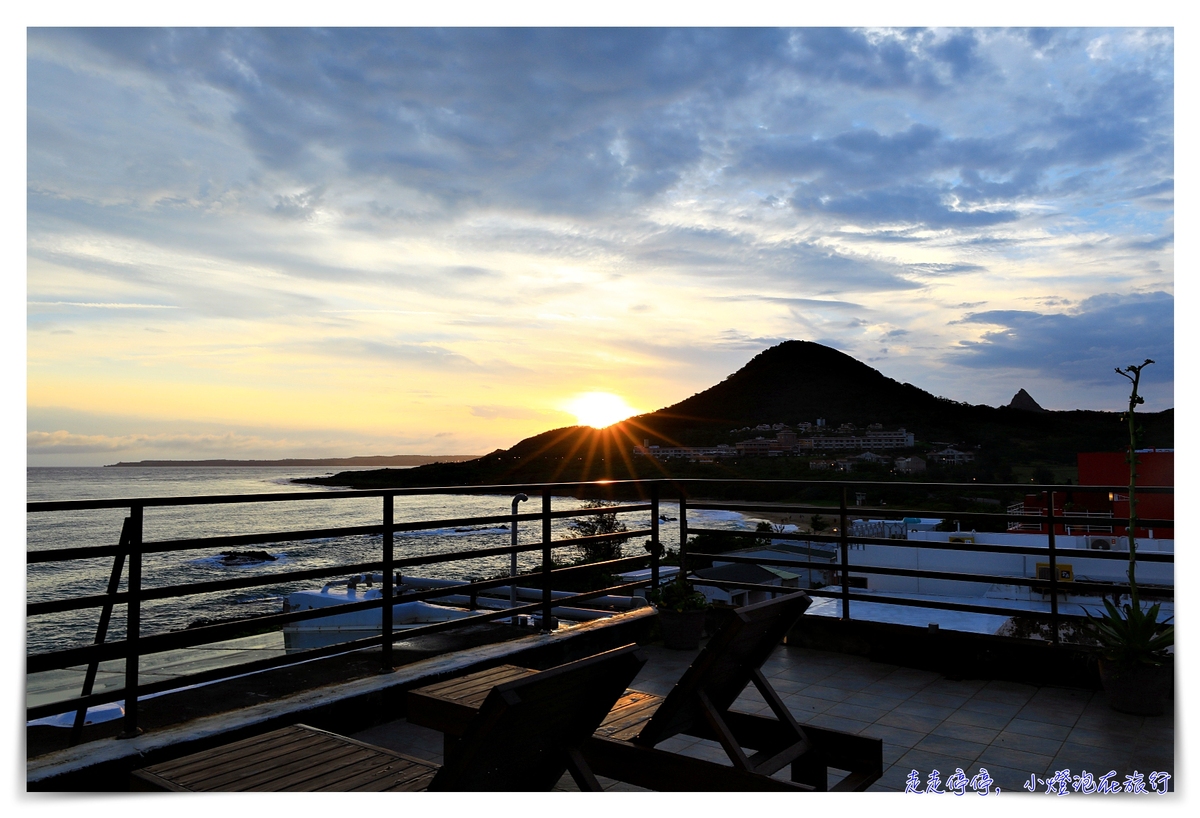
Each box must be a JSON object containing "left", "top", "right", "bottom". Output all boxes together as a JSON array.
[
  {"left": 928, "top": 447, "right": 975, "bottom": 465},
  {"left": 734, "top": 437, "right": 777, "bottom": 456},
  {"left": 852, "top": 452, "right": 891, "bottom": 465},
  {"left": 632, "top": 443, "right": 737, "bottom": 461},
  {"left": 894, "top": 456, "right": 926, "bottom": 474},
  {"left": 804, "top": 427, "right": 913, "bottom": 451},
  {"left": 864, "top": 428, "right": 915, "bottom": 448}
]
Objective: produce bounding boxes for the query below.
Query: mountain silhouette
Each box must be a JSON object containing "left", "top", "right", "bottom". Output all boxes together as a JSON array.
[
  {"left": 1006, "top": 388, "right": 1046, "bottom": 412},
  {"left": 303, "top": 340, "right": 1172, "bottom": 489}
]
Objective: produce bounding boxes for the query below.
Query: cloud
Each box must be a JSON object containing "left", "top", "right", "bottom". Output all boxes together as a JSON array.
[
  {"left": 307, "top": 338, "right": 481, "bottom": 369},
  {"left": 906, "top": 263, "right": 987, "bottom": 277},
  {"left": 953, "top": 291, "right": 1174, "bottom": 387},
  {"left": 718, "top": 295, "right": 865, "bottom": 310},
  {"left": 28, "top": 301, "right": 180, "bottom": 309},
  {"left": 469, "top": 405, "right": 569, "bottom": 421},
  {"left": 27, "top": 429, "right": 295, "bottom": 455}
]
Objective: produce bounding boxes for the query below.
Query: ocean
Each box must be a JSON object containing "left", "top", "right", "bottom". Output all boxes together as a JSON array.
[{"left": 26, "top": 466, "right": 756, "bottom": 656}]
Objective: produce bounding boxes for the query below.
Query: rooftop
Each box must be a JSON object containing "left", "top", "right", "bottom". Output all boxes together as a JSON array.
[{"left": 351, "top": 639, "right": 1175, "bottom": 793}]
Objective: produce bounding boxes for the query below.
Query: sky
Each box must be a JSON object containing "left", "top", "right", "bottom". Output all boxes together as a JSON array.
[{"left": 24, "top": 26, "right": 1176, "bottom": 466}]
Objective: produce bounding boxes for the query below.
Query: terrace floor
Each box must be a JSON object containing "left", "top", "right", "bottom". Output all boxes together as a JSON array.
[{"left": 351, "top": 640, "right": 1176, "bottom": 794}]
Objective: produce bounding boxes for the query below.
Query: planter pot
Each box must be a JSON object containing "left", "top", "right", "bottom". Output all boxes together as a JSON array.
[
  {"left": 1098, "top": 658, "right": 1171, "bottom": 716},
  {"left": 657, "top": 607, "right": 707, "bottom": 650}
]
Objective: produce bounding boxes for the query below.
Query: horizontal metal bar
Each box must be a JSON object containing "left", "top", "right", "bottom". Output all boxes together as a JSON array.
[
  {"left": 703, "top": 553, "right": 836, "bottom": 570},
  {"left": 28, "top": 478, "right": 1174, "bottom": 513},
  {"left": 687, "top": 579, "right": 816, "bottom": 597},
  {"left": 673, "top": 478, "right": 1172, "bottom": 493},
  {"left": 28, "top": 506, "right": 655, "bottom": 564},
  {"left": 699, "top": 553, "right": 1172, "bottom": 599},
  {"left": 27, "top": 577, "right": 653, "bottom": 721},
  {"left": 684, "top": 527, "right": 1175, "bottom": 562},
  {"left": 690, "top": 500, "right": 1173, "bottom": 528},
  {"left": 27, "top": 549, "right": 653, "bottom": 673},
  {"left": 796, "top": 588, "right": 1103, "bottom": 622},
  {"left": 30, "top": 530, "right": 655, "bottom": 616},
  {"left": 830, "top": 563, "right": 1117, "bottom": 588},
  {"left": 27, "top": 523, "right": 384, "bottom": 563}
]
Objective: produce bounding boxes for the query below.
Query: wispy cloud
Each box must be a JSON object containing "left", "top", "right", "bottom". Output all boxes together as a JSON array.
[{"left": 28, "top": 301, "right": 180, "bottom": 309}]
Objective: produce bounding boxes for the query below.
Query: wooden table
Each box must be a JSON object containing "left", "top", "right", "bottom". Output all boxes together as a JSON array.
[
  {"left": 408, "top": 664, "right": 665, "bottom": 752},
  {"left": 131, "top": 724, "right": 439, "bottom": 792}
]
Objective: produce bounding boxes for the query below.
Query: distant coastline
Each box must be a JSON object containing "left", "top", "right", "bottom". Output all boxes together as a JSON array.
[{"left": 104, "top": 455, "right": 481, "bottom": 468}]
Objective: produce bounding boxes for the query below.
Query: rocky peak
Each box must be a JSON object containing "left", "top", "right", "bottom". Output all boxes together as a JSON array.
[{"left": 1007, "top": 388, "right": 1046, "bottom": 412}]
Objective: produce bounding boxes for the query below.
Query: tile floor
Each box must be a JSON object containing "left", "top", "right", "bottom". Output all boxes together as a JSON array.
[{"left": 351, "top": 642, "right": 1175, "bottom": 794}]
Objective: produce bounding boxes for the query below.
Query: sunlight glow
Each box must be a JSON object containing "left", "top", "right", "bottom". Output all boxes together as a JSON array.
[{"left": 563, "top": 392, "right": 640, "bottom": 429}]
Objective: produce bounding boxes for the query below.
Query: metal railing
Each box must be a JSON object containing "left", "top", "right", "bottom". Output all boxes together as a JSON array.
[
  {"left": 675, "top": 483, "right": 1172, "bottom": 651},
  {"left": 27, "top": 482, "right": 669, "bottom": 742},
  {"left": 27, "top": 478, "right": 1173, "bottom": 743},
  {"left": 1006, "top": 502, "right": 1116, "bottom": 534}
]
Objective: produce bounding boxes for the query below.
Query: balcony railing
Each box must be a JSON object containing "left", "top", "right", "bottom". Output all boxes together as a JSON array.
[{"left": 27, "top": 478, "right": 1173, "bottom": 745}]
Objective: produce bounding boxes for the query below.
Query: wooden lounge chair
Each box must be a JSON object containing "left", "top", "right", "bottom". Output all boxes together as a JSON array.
[
  {"left": 131, "top": 644, "right": 646, "bottom": 792},
  {"left": 409, "top": 591, "right": 883, "bottom": 791},
  {"left": 588, "top": 591, "right": 882, "bottom": 791}
]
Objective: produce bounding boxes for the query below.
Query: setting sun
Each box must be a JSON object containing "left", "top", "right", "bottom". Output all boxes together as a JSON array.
[{"left": 563, "top": 392, "right": 640, "bottom": 429}]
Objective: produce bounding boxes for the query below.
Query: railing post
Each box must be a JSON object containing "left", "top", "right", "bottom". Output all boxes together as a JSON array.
[
  {"left": 72, "top": 516, "right": 131, "bottom": 745},
  {"left": 839, "top": 486, "right": 850, "bottom": 620},
  {"left": 1047, "top": 490, "right": 1059, "bottom": 646},
  {"left": 541, "top": 489, "right": 552, "bottom": 631},
  {"left": 678, "top": 494, "right": 688, "bottom": 582},
  {"left": 649, "top": 484, "right": 661, "bottom": 590},
  {"left": 119, "top": 504, "right": 143, "bottom": 738},
  {"left": 382, "top": 494, "right": 394, "bottom": 671}
]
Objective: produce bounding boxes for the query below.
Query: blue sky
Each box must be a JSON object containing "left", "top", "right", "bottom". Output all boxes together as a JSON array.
[{"left": 25, "top": 26, "right": 1175, "bottom": 464}]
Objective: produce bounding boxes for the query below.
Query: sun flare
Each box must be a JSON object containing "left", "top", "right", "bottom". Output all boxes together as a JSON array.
[{"left": 563, "top": 392, "right": 640, "bottom": 429}]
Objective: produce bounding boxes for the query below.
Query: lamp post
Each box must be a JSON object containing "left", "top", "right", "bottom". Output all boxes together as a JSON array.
[{"left": 510, "top": 493, "right": 528, "bottom": 621}]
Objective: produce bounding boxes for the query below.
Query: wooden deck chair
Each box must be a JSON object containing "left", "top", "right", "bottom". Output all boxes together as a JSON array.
[
  {"left": 406, "top": 592, "right": 883, "bottom": 791},
  {"left": 429, "top": 643, "right": 645, "bottom": 790},
  {"left": 585, "top": 591, "right": 883, "bottom": 791},
  {"left": 131, "top": 644, "right": 645, "bottom": 792}
]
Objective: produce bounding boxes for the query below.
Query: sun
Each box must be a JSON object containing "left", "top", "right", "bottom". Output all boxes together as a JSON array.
[{"left": 563, "top": 392, "right": 640, "bottom": 429}]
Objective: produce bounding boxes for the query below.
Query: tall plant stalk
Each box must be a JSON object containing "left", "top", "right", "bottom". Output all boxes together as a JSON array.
[{"left": 1115, "top": 359, "right": 1153, "bottom": 611}]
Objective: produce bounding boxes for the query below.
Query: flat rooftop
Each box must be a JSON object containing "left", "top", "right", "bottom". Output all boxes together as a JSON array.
[{"left": 352, "top": 640, "right": 1175, "bottom": 793}]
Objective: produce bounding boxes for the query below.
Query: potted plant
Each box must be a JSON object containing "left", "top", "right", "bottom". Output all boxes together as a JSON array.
[
  {"left": 1090, "top": 594, "right": 1172, "bottom": 715},
  {"left": 648, "top": 574, "right": 709, "bottom": 650},
  {"left": 1087, "top": 360, "right": 1174, "bottom": 715}
]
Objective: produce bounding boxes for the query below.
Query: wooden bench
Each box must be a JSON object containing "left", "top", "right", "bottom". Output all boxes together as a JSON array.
[
  {"left": 409, "top": 592, "right": 883, "bottom": 791},
  {"left": 131, "top": 724, "right": 439, "bottom": 791},
  {"left": 132, "top": 644, "right": 646, "bottom": 792}
]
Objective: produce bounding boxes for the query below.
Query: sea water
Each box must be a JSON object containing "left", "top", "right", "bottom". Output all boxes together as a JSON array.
[{"left": 26, "top": 466, "right": 754, "bottom": 656}]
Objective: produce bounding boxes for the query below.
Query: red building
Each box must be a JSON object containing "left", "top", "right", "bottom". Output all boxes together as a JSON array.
[{"left": 1015, "top": 451, "right": 1173, "bottom": 540}]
